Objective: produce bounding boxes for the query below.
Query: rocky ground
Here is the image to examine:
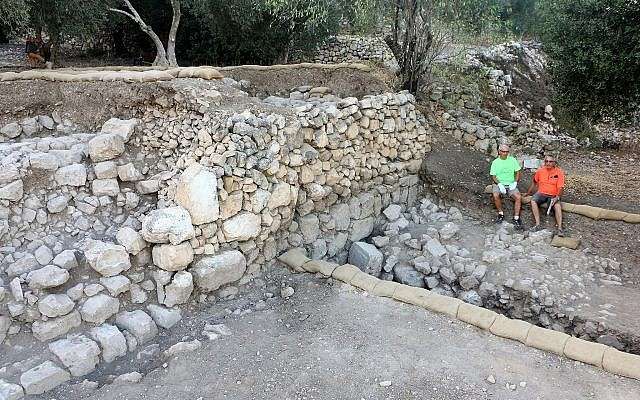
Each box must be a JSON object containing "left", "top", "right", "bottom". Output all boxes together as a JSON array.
[{"left": 37, "top": 269, "right": 640, "bottom": 400}]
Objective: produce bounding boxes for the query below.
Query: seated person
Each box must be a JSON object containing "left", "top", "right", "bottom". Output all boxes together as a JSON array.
[
  {"left": 526, "top": 155, "right": 566, "bottom": 236},
  {"left": 490, "top": 143, "right": 523, "bottom": 228},
  {"left": 25, "top": 36, "right": 45, "bottom": 67}
]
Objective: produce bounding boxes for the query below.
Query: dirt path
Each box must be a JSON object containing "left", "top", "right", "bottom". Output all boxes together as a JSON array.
[{"left": 44, "top": 269, "right": 640, "bottom": 400}]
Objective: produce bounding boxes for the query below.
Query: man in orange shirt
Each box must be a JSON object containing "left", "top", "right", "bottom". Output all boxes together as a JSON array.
[{"left": 526, "top": 155, "right": 566, "bottom": 236}]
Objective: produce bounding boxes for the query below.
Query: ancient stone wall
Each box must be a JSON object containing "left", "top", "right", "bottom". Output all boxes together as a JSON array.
[
  {"left": 0, "top": 78, "right": 430, "bottom": 395},
  {"left": 307, "top": 35, "right": 399, "bottom": 72}
]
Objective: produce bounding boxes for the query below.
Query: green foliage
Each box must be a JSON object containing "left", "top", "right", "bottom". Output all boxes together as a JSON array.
[
  {"left": 0, "top": 0, "right": 29, "bottom": 38},
  {"left": 179, "top": 0, "right": 343, "bottom": 65},
  {"left": 436, "top": 0, "right": 511, "bottom": 41},
  {"left": 538, "top": 0, "right": 640, "bottom": 122}
]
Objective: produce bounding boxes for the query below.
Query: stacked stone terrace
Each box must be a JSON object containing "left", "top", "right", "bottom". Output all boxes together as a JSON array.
[{"left": 0, "top": 77, "right": 431, "bottom": 396}]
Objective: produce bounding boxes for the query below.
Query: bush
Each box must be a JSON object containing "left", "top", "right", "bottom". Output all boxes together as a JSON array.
[{"left": 538, "top": 0, "right": 640, "bottom": 122}]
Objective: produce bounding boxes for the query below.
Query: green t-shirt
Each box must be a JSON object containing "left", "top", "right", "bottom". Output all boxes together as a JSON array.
[{"left": 490, "top": 156, "right": 521, "bottom": 184}]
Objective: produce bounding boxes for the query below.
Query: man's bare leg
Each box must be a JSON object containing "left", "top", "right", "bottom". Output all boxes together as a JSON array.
[
  {"left": 492, "top": 192, "right": 503, "bottom": 214},
  {"left": 531, "top": 200, "right": 541, "bottom": 226},
  {"left": 553, "top": 202, "right": 563, "bottom": 230},
  {"left": 512, "top": 192, "right": 522, "bottom": 217}
]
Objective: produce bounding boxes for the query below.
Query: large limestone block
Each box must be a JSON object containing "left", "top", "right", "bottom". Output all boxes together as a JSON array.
[
  {"left": 190, "top": 251, "right": 247, "bottom": 292},
  {"left": 147, "top": 304, "right": 182, "bottom": 329},
  {"left": 422, "top": 292, "right": 462, "bottom": 318},
  {"left": 489, "top": 315, "right": 532, "bottom": 343},
  {"left": 175, "top": 164, "right": 220, "bottom": 225},
  {"left": 27, "top": 265, "right": 69, "bottom": 289},
  {"left": 1, "top": 122, "right": 22, "bottom": 138},
  {"left": 0, "top": 180, "right": 23, "bottom": 202},
  {"left": 349, "top": 217, "right": 374, "bottom": 242},
  {"left": 222, "top": 212, "right": 261, "bottom": 241},
  {"left": 116, "top": 227, "right": 147, "bottom": 255},
  {"left": 84, "top": 241, "right": 131, "bottom": 277},
  {"left": 267, "top": 182, "right": 293, "bottom": 209},
  {"left": 0, "top": 379, "right": 23, "bottom": 400},
  {"left": 101, "top": 117, "right": 138, "bottom": 142},
  {"left": 80, "top": 294, "right": 120, "bottom": 324},
  {"left": 550, "top": 236, "right": 580, "bottom": 250},
  {"left": 91, "top": 179, "right": 120, "bottom": 197},
  {"left": 49, "top": 335, "right": 101, "bottom": 377},
  {"left": 54, "top": 164, "right": 87, "bottom": 187},
  {"left": 563, "top": 337, "right": 607, "bottom": 368},
  {"left": 32, "top": 311, "right": 82, "bottom": 341},
  {"left": 88, "top": 133, "right": 125, "bottom": 162},
  {"left": 141, "top": 207, "right": 195, "bottom": 245},
  {"left": 525, "top": 326, "right": 570, "bottom": 356},
  {"left": 163, "top": 271, "right": 194, "bottom": 307},
  {"left": 115, "top": 310, "right": 158, "bottom": 345},
  {"left": 602, "top": 348, "right": 640, "bottom": 380},
  {"left": 38, "top": 294, "right": 75, "bottom": 318},
  {"left": 152, "top": 242, "right": 194, "bottom": 271},
  {"left": 89, "top": 324, "right": 127, "bottom": 363},
  {"left": 456, "top": 303, "right": 498, "bottom": 330},
  {"left": 20, "top": 361, "right": 70, "bottom": 395},
  {"left": 348, "top": 242, "right": 383, "bottom": 276}
]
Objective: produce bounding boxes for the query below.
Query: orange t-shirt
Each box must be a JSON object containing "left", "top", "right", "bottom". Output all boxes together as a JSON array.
[{"left": 534, "top": 167, "right": 565, "bottom": 196}]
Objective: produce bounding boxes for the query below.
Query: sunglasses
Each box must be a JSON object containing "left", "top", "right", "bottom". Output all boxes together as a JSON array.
[{"left": 544, "top": 160, "right": 555, "bottom": 163}]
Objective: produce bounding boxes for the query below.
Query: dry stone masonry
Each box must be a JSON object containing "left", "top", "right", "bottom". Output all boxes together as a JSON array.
[
  {"left": 0, "top": 75, "right": 431, "bottom": 396},
  {"left": 307, "top": 35, "right": 399, "bottom": 72}
]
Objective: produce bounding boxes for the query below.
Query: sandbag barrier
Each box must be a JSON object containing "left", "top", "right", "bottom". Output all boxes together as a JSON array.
[
  {"left": 277, "top": 248, "right": 640, "bottom": 381},
  {"left": 483, "top": 185, "right": 640, "bottom": 224},
  {"left": 0, "top": 66, "right": 223, "bottom": 83}
]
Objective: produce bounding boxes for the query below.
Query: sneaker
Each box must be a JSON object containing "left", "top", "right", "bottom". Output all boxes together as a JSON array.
[
  {"left": 513, "top": 218, "right": 524, "bottom": 230},
  {"left": 530, "top": 224, "right": 542, "bottom": 232},
  {"left": 495, "top": 214, "right": 505, "bottom": 224},
  {"left": 556, "top": 228, "right": 565, "bottom": 237}
]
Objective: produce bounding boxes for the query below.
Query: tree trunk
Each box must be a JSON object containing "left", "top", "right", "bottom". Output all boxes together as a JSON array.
[{"left": 166, "top": 0, "right": 181, "bottom": 67}]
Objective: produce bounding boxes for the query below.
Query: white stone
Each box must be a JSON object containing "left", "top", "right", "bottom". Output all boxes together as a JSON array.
[
  {"left": 53, "top": 250, "right": 77, "bottom": 269},
  {"left": 175, "top": 164, "right": 220, "bottom": 225},
  {"left": 84, "top": 240, "right": 131, "bottom": 277},
  {"left": 222, "top": 212, "right": 260, "bottom": 241},
  {"left": 0, "top": 122, "right": 22, "bottom": 138},
  {"left": 426, "top": 238, "right": 447, "bottom": 258},
  {"left": 0, "top": 180, "right": 23, "bottom": 202},
  {"left": 117, "top": 163, "right": 144, "bottom": 181},
  {"left": 47, "top": 195, "right": 69, "bottom": 213},
  {"left": 113, "top": 372, "right": 143, "bottom": 384},
  {"left": 152, "top": 242, "right": 194, "bottom": 271},
  {"left": 31, "top": 311, "right": 82, "bottom": 341},
  {"left": 94, "top": 161, "right": 118, "bottom": 179},
  {"left": 141, "top": 207, "right": 195, "bottom": 245},
  {"left": 164, "top": 339, "right": 201, "bottom": 357},
  {"left": 20, "top": 361, "right": 70, "bottom": 395},
  {"left": 92, "top": 179, "right": 120, "bottom": 197},
  {"left": 163, "top": 271, "right": 194, "bottom": 307},
  {"left": 80, "top": 294, "right": 120, "bottom": 324},
  {"left": 49, "top": 334, "right": 101, "bottom": 377},
  {"left": 101, "top": 118, "right": 137, "bottom": 142},
  {"left": 29, "top": 153, "right": 59, "bottom": 171},
  {"left": 115, "top": 310, "right": 158, "bottom": 345},
  {"left": 383, "top": 204, "right": 402, "bottom": 221},
  {"left": 439, "top": 222, "right": 460, "bottom": 240},
  {"left": 38, "top": 115, "right": 55, "bottom": 129},
  {"left": 190, "top": 250, "right": 247, "bottom": 292},
  {"left": 88, "top": 133, "right": 125, "bottom": 162},
  {"left": 27, "top": 265, "right": 69, "bottom": 289},
  {"left": 267, "top": 182, "right": 293, "bottom": 209},
  {"left": 147, "top": 304, "right": 182, "bottom": 329},
  {"left": 38, "top": 294, "right": 75, "bottom": 318},
  {"left": 54, "top": 164, "right": 87, "bottom": 187},
  {"left": 136, "top": 179, "right": 160, "bottom": 194},
  {"left": 100, "top": 275, "right": 131, "bottom": 296},
  {"left": 34, "top": 245, "right": 53, "bottom": 265},
  {"left": 116, "top": 227, "right": 147, "bottom": 255},
  {"left": 89, "top": 324, "right": 127, "bottom": 363},
  {"left": 0, "top": 379, "right": 23, "bottom": 400}
]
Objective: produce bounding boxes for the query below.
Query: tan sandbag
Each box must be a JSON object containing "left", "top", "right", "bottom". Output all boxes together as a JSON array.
[
  {"left": 456, "top": 303, "right": 498, "bottom": 330},
  {"left": 370, "top": 280, "right": 401, "bottom": 298},
  {"left": 178, "top": 67, "right": 223, "bottom": 80},
  {"left": 599, "top": 209, "right": 629, "bottom": 221},
  {"left": 141, "top": 70, "right": 174, "bottom": 82},
  {"left": 572, "top": 204, "right": 603, "bottom": 220},
  {"left": 561, "top": 202, "right": 577, "bottom": 212},
  {"left": 71, "top": 72, "right": 105, "bottom": 82},
  {"left": 277, "top": 248, "right": 309, "bottom": 270},
  {"left": 331, "top": 264, "right": 361, "bottom": 283},
  {"left": 623, "top": 213, "right": 640, "bottom": 223},
  {"left": 392, "top": 285, "right": 431, "bottom": 306},
  {"left": 563, "top": 337, "right": 607, "bottom": 368},
  {"left": 550, "top": 236, "right": 580, "bottom": 250},
  {"left": 602, "top": 348, "right": 640, "bottom": 380},
  {"left": 17, "top": 70, "right": 48, "bottom": 80},
  {"left": 0, "top": 72, "right": 19, "bottom": 81},
  {"left": 422, "top": 292, "right": 462, "bottom": 318},
  {"left": 303, "top": 259, "right": 338, "bottom": 277},
  {"left": 165, "top": 68, "right": 181, "bottom": 77},
  {"left": 489, "top": 315, "right": 532, "bottom": 343},
  {"left": 349, "top": 271, "right": 380, "bottom": 292},
  {"left": 525, "top": 326, "right": 570, "bottom": 356}
]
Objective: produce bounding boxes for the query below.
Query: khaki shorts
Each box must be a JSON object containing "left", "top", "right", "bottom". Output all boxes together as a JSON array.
[{"left": 492, "top": 184, "right": 520, "bottom": 196}]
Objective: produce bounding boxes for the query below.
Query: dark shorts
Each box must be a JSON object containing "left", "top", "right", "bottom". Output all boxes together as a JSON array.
[{"left": 532, "top": 192, "right": 558, "bottom": 206}]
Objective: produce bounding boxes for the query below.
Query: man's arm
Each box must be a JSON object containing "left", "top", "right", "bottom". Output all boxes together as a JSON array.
[
  {"left": 515, "top": 170, "right": 521, "bottom": 183},
  {"left": 491, "top": 175, "right": 499, "bottom": 184}
]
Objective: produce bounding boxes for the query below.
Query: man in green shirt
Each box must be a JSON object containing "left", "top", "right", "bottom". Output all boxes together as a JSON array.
[{"left": 490, "top": 144, "right": 523, "bottom": 228}]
